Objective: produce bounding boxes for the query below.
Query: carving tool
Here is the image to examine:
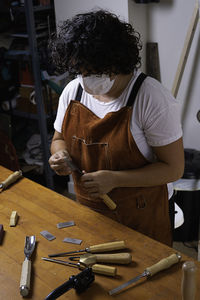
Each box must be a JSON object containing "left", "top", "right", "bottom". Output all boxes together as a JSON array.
[
  {"left": 65, "top": 159, "right": 117, "bottom": 210},
  {"left": 48, "top": 240, "right": 126, "bottom": 257},
  {"left": 109, "top": 253, "right": 182, "bottom": 295},
  {"left": 69, "top": 253, "right": 132, "bottom": 265},
  {"left": 0, "top": 170, "right": 22, "bottom": 190},
  {"left": 42, "top": 257, "right": 117, "bottom": 277},
  {"left": 20, "top": 235, "right": 36, "bottom": 297}
]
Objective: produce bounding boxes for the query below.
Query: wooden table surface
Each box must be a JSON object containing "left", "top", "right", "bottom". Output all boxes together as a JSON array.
[{"left": 0, "top": 165, "right": 199, "bottom": 300}]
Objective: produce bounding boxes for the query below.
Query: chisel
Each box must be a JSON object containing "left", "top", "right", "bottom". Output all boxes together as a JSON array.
[
  {"left": 42, "top": 257, "right": 117, "bottom": 277},
  {"left": 108, "top": 253, "right": 181, "bottom": 295},
  {"left": 0, "top": 170, "right": 22, "bottom": 190},
  {"left": 69, "top": 252, "right": 132, "bottom": 265},
  {"left": 48, "top": 241, "right": 126, "bottom": 257},
  {"left": 65, "top": 159, "right": 117, "bottom": 210}
]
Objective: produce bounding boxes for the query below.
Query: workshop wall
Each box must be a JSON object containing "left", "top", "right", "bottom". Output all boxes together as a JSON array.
[
  {"left": 54, "top": 0, "right": 129, "bottom": 25},
  {"left": 54, "top": 0, "right": 200, "bottom": 150},
  {"left": 140, "top": 0, "right": 200, "bottom": 150}
]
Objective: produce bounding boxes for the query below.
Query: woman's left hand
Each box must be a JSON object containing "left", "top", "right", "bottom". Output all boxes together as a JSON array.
[{"left": 81, "top": 170, "right": 115, "bottom": 198}]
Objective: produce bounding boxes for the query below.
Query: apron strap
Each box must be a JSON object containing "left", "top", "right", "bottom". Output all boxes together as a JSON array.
[
  {"left": 75, "top": 72, "right": 147, "bottom": 105},
  {"left": 75, "top": 84, "right": 83, "bottom": 101},
  {"left": 126, "top": 72, "right": 147, "bottom": 107}
]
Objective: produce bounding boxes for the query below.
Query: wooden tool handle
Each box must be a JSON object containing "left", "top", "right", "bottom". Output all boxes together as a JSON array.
[
  {"left": 146, "top": 253, "right": 181, "bottom": 277},
  {"left": 95, "top": 253, "right": 132, "bottom": 264},
  {"left": 91, "top": 264, "right": 117, "bottom": 277},
  {"left": 89, "top": 241, "right": 126, "bottom": 253},
  {"left": 2, "top": 170, "right": 22, "bottom": 189},
  {"left": 181, "top": 261, "right": 197, "bottom": 300},
  {"left": 20, "top": 259, "right": 31, "bottom": 296},
  {"left": 100, "top": 194, "right": 116, "bottom": 210}
]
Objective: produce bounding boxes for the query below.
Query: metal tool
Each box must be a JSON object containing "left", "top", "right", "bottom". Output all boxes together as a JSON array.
[
  {"left": 65, "top": 158, "right": 117, "bottom": 210},
  {"left": 48, "top": 240, "right": 126, "bottom": 257},
  {"left": 42, "top": 257, "right": 117, "bottom": 277},
  {"left": 0, "top": 224, "right": 4, "bottom": 244},
  {"left": 0, "top": 170, "right": 22, "bottom": 190},
  {"left": 20, "top": 235, "right": 36, "bottom": 297},
  {"left": 109, "top": 253, "right": 182, "bottom": 295},
  {"left": 44, "top": 268, "right": 94, "bottom": 299},
  {"left": 65, "top": 159, "right": 83, "bottom": 175},
  {"left": 69, "top": 252, "right": 132, "bottom": 265}
]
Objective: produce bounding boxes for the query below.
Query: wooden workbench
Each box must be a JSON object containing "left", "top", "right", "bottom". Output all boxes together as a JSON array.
[{"left": 0, "top": 165, "right": 199, "bottom": 299}]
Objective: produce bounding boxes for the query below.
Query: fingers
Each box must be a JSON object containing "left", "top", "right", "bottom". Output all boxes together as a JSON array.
[
  {"left": 50, "top": 163, "right": 71, "bottom": 176},
  {"left": 80, "top": 170, "right": 113, "bottom": 197},
  {"left": 81, "top": 173, "right": 93, "bottom": 182},
  {"left": 49, "top": 150, "right": 72, "bottom": 176},
  {"left": 85, "top": 184, "right": 99, "bottom": 198},
  {"left": 81, "top": 173, "right": 101, "bottom": 198},
  {"left": 85, "top": 186, "right": 100, "bottom": 198}
]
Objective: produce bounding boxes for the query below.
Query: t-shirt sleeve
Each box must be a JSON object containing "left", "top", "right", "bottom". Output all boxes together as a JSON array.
[
  {"left": 54, "top": 78, "right": 79, "bottom": 133},
  {"left": 54, "top": 93, "right": 66, "bottom": 133},
  {"left": 138, "top": 79, "right": 183, "bottom": 147}
]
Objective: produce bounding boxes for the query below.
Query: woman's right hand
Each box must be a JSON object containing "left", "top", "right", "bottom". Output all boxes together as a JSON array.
[{"left": 49, "top": 150, "right": 72, "bottom": 176}]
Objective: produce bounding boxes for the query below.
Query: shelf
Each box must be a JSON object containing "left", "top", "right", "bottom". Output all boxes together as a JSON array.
[
  {"left": 12, "top": 4, "right": 53, "bottom": 13},
  {"left": 8, "top": 108, "right": 56, "bottom": 120},
  {"left": 10, "top": 31, "right": 48, "bottom": 38},
  {"left": 6, "top": 94, "right": 58, "bottom": 120},
  {"left": 9, "top": 109, "right": 40, "bottom": 120},
  {"left": 6, "top": 49, "right": 30, "bottom": 60},
  {"left": 8, "top": 0, "right": 56, "bottom": 189}
]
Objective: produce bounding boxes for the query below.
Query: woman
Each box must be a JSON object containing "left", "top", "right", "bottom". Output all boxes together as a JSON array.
[{"left": 48, "top": 10, "right": 184, "bottom": 246}]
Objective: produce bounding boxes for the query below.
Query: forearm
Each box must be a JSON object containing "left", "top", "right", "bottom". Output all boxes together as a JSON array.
[
  {"left": 112, "top": 161, "right": 183, "bottom": 188},
  {"left": 49, "top": 131, "right": 71, "bottom": 175},
  {"left": 113, "top": 139, "right": 184, "bottom": 189},
  {"left": 81, "top": 139, "right": 184, "bottom": 197},
  {"left": 50, "top": 138, "right": 67, "bottom": 155}
]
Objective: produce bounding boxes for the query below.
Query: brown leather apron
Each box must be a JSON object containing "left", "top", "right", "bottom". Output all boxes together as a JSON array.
[{"left": 62, "top": 73, "right": 172, "bottom": 246}]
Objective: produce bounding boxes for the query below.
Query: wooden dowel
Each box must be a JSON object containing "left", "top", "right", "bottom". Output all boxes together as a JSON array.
[{"left": 171, "top": 1, "right": 199, "bottom": 98}]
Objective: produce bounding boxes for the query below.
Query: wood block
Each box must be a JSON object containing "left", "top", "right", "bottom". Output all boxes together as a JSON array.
[{"left": 9, "top": 211, "right": 18, "bottom": 227}]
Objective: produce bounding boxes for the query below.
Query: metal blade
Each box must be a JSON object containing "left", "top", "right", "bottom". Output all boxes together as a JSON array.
[
  {"left": 48, "top": 249, "right": 86, "bottom": 257},
  {"left": 42, "top": 257, "right": 78, "bottom": 269},
  {"left": 24, "top": 235, "right": 36, "bottom": 260},
  {"left": 64, "top": 159, "right": 83, "bottom": 175},
  {"left": 108, "top": 272, "right": 146, "bottom": 296}
]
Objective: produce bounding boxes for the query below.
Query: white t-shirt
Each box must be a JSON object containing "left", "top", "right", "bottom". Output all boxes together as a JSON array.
[{"left": 54, "top": 70, "right": 183, "bottom": 198}]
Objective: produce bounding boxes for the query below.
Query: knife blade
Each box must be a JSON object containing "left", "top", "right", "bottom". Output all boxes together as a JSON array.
[
  {"left": 65, "top": 159, "right": 83, "bottom": 175},
  {"left": 108, "top": 253, "right": 181, "bottom": 295}
]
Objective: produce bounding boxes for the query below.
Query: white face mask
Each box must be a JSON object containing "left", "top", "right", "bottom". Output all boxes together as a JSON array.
[{"left": 77, "top": 74, "right": 115, "bottom": 95}]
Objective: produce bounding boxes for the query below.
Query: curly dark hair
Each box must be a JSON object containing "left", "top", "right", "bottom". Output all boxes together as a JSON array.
[{"left": 49, "top": 10, "right": 142, "bottom": 76}]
